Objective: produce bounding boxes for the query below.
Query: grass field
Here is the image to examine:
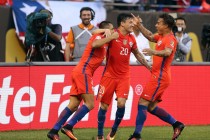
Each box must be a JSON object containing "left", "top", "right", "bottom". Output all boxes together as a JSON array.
[{"left": 0, "top": 125, "right": 209, "bottom": 140}]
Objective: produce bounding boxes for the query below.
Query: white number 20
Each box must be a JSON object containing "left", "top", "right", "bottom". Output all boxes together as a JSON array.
[{"left": 120, "top": 47, "right": 128, "bottom": 55}]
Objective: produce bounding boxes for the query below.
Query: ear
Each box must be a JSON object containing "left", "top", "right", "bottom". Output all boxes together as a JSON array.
[{"left": 121, "top": 21, "right": 125, "bottom": 27}]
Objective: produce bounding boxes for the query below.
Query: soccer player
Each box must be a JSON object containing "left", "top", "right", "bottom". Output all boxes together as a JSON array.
[
  {"left": 96, "top": 13, "right": 151, "bottom": 140},
  {"left": 47, "top": 21, "right": 119, "bottom": 140},
  {"left": 128, "top": 13, "right": 185, "bottom": 140}
]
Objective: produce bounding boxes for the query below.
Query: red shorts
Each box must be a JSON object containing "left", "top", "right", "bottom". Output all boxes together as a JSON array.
[
  {"left": 97, "top": 76, "right": 130, "bottom": 105},
  {"left": 70, "top": 71, "right": 94, "bottom": 97},
  {"left": 141, "top": 75, "right": 170, "bottom": 102}
]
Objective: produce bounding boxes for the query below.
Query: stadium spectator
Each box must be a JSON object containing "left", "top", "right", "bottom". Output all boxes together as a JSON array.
[
  {"left": 156, "top": 0, "right": 190, "bottom": 12},
  {"left": 96, "top": 13, "right": 151, "bottom": 140},
  {"left": 0, "top": 0, "right": 7, "bottom": 5},
  {"left": 200, "top": 0, "right": 210, "bottom": 12},
  {"left": 113, "top": 0, "right": 140, "bottom": 10},
  {"left": 128, "top": 13, "right": 185, "bottom": 140},
  {"left": 64, "top": 7, "right": 97, "bottom": 62},
  {"left": 130, "top": 24, "right": 151, "bottom": 64},
  {"left": 47, "top": 21, "right": 118, "bottom": 140},
  {"left": 190, "top": 0, "right": 202, "bottom": 6},
  {"left": 174, "top": 17, "right": 192, "bottom": 62},
  {"left": 0, "top": 0, "right": 12, "bottom": 5}
]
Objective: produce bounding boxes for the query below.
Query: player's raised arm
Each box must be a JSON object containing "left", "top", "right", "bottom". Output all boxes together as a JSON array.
[{"left": 131, "top": 13, "right": 156, "bottom": 42}]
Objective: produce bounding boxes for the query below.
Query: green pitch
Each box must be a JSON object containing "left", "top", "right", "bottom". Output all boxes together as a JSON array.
[{"left": 0, "top": 125, "right": 209, "bottom": 140}]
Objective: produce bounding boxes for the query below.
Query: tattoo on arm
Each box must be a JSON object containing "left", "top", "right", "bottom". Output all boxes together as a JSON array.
[
  {"left": 137, "top": 24, "right": 155, "bottom": 42},
  {"left": 133, "top": 49, "right": 151, "bottom": 70}
]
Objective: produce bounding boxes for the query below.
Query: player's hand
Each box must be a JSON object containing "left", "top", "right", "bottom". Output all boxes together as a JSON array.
[
  {"left": 142, "top": 48, "right": 154, "bottom": 56},
  {"left": 131, "top": 13, "right": 142, "bottom": 26},
  {"left": 103, "top": 29, "right": 111, "bottom": 38},
  {"left": 110, "top": 32, "right": 119, "bottom": 40}
]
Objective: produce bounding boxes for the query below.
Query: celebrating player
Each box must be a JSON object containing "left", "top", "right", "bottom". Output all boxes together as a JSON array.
[
  {"left": 47, "top": 21, "right": 118, "bottom": 140},
  {"left": 96, "top": 13, "right": 151, "bottom": 140},
  {"left": 128, "top": 13, "right": 185, "bottom": 140}
]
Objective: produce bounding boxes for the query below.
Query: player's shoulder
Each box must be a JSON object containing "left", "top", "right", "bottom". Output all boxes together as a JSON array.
[
  {"left": 168, "top": 33, "right": 177, "bottom": 43},
  {"left": 92, "top": 33, "right": 103, "bottom": 39},
  {"left": 128, "top": 33, "right": 136, "bottom": 42}
]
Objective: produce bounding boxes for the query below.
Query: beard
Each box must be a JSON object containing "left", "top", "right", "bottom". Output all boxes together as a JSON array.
[{"left": 82, "top": 19, "right": 91, "bottom": 26}]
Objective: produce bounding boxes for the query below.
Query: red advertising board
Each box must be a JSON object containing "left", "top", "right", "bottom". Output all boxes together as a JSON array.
[{"left": 0, "top": 65, "right": 210, "bottom": 131}]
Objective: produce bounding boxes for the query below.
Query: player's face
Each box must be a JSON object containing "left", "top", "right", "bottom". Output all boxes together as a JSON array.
[
  {"left": 108, "top": 24, "right": 114, "bottom": 34},
  {"left": 155, "top": 18, "right": 167, "bottom": 35},
  {"left": 122, "top": 18, "right": 134, "bottom": 33},
  {"left": 81, "top": 10, "right": 92, "bottom": 26}
]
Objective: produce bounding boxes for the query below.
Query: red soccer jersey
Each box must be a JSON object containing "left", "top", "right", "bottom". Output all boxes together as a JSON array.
[
  {"left": 152, "top": 32, "right": 177, "bottom": 82},
  {"left": 103, "top": 30, "right": 137, "bottom": 78},
  {"left": 73, "top": 34, "right": 107, "bottom": 76}
]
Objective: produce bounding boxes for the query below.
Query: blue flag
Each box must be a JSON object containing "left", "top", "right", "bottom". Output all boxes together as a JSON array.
[{"left": 12, "top": 0, "right": 47, "bottom": 34}]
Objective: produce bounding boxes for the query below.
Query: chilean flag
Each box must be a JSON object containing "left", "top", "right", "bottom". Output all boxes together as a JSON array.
[
  {"left": 12, "top": 0, "right": 106, "bottom": 45},
  {"left": 12, "top": 0, "right": 48, "bottom": 35}
]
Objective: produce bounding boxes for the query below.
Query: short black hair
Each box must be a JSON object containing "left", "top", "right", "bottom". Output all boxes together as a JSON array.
[
  {"left": 175, "top": 17, "right": 187, "bottom": 24},
  {"left": 99, "top": 21, "right": 112, "bottom": 29},
  {"left": 117, "top": 13, "right": 133, "bottom": 27},
  {"left": 159, "top": 13, "right": 175, "bottom": 29},
  {"left": 80, "top": 7, "right": 95, "bottom": 20}
]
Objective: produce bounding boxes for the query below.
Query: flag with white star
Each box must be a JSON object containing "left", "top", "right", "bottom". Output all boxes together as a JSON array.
[
  {"left": 12, "top": 0, "right": 48, "bottom": 35},
  {"left": 12, "top": 0, "right": 106, "bottom": 45}
]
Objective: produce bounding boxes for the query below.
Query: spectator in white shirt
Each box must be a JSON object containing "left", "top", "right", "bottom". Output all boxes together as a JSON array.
[{"left": 130, "top": 25, "right": 151, "bottom": 64}]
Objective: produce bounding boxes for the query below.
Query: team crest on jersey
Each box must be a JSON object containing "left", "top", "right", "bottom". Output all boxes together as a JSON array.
[
  {"left": 95, "top": 36, "right": 102, "bottom": 40},
  {"left": 129, "top": 42, "right": 133, "bottom": 47},
  {"left": 123, "top": 39, "right": 127, "bottom": 45},
  {"left": 157, "top": 40, "right": 162, "bottom": 46},
  {"left": 170, "top": 41, "right": 175, "bottom": 48}
]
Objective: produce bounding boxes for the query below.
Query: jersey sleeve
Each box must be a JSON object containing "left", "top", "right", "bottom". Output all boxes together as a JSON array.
[
  {"left": 153, "top": 34, "right": 160, "bottom": 42},
  {"left": 165, "top": 36, "right": 176, "bottom": 50},
  {"left": 90, "top": 34, "right": 102, "bottom": 42},
  {"left": 66, "top": 28, "right": 74, "bottom": 48}
]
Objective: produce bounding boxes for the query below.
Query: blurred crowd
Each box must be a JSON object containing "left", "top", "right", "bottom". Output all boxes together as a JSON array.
[
  {"left": 1, "top": 0, "right": 210, "bottom": 13},
  {"left": 112, "top": 0, "right": 210, "bottom": 13}
]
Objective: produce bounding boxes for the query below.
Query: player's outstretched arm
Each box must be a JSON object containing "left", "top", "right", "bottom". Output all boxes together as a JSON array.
[
  {"left": 132, "top": 48, "right": 151, "bottom": 71},
  {"left": 142, "top": 47, "right": 172, "bottom": 57}
]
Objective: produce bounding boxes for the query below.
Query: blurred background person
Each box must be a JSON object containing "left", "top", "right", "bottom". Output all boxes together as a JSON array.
[
  {"left": 174, "top": 17, "right": 192, "bottom": 62},
  {"left": 130, "top": 24, "right": 151, "bottom": 64},
  {"left": 64, "top": 7, "right": 97, "bottom": 62}
]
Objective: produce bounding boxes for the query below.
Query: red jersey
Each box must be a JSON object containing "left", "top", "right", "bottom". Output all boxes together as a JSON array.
[
  {"left": 152, "top": 33, "right": 177, "bottom": 82},
  {"left": 103, "top": 30, "right": 137, "bottom": 78},
  {"left": 73, "top": 34, "right": 107, "bottom": 76}
]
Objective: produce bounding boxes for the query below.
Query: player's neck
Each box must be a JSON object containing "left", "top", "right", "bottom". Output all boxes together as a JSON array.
[
  {"left": 118, "top": 27, "right": 129, "bottom": 36},
  {"left": 162, "top": 30, "right": 172, "bottom": 36}
]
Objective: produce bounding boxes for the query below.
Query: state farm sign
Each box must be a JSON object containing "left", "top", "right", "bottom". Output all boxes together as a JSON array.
[{"left": 0, "top": 65, "right": 210, "bottom": 131}]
